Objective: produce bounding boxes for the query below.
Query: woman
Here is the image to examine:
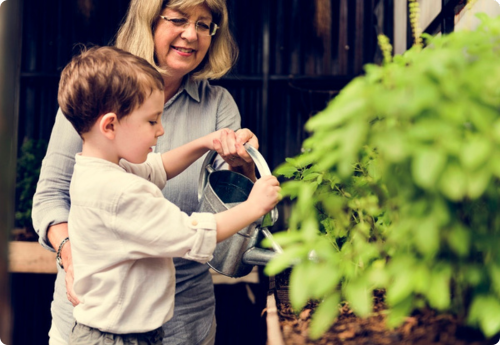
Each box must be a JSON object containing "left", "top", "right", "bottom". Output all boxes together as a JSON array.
[{"left": 32, "top": 1, "right": 257, "bottom": 344}]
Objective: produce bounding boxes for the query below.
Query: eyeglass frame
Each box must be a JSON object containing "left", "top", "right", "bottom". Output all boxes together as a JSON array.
[{"left": 159, "top": 15, "right": 219, "bottom": 37}]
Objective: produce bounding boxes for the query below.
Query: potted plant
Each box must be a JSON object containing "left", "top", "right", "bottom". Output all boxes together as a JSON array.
[{"left": 265, "top": 10, "right": 500, "bottom": 343}]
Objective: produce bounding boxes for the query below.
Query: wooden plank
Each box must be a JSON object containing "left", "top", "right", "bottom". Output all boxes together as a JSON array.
[
  {"left": 210, "top": 266, "right": 259, "bottom": 285},
  {"left": 266, "top": 292, "right": 285, "bottom": 345},
  {"left": 338, "top": 0, "right": 349, "bottom": 74},
  {"left": 354, "top": 0, "right": 364, "bottom": 74},
  {"left": 8, "top": 241, "right": 57, "bottom": 274},
  {"left": 8, "top": 240, "right": 263, "bottom": 280}
]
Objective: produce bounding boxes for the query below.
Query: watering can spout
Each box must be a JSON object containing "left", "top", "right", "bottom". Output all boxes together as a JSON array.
[
  {"left": 242, "top": 247, "right": 277, "bottom": 266},
  {"left": 242, "top": 228, "right": 283, "bottom": 266}
]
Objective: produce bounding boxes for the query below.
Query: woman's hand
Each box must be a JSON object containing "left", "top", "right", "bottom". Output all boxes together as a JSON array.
[
  {"left": 213, "top": 128, "right": 259, "bottom": 181},
  {"left": 48, "top": 223, "right": 80, "bottom": 306},
  {"left": 62, "top": 243, "right": 80, "bottom": 307}
]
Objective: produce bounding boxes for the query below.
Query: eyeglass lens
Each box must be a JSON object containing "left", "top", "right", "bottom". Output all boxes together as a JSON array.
[{"left": 160, "top": 16, "right": 218, "bottom": 36}]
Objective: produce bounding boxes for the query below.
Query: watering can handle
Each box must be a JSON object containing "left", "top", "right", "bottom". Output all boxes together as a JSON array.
[
  {"left": 243, "top": 143, "right": 272, "bottom": 177},
  {"left": 196, "top": 143, "right": 278, "bottom": 225},
  {"left": 243, "top": 143, "right": 278, "bottom": 225}
]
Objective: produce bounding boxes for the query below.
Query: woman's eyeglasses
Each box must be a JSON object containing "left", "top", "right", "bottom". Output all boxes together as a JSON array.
[{"left": 159, "top": 16, "right": 219, "bottom": 36}]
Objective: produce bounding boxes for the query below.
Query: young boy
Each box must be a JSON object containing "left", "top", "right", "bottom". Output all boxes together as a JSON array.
[{"left": 57, "top": 46, "right": 280, "bottom": 344}]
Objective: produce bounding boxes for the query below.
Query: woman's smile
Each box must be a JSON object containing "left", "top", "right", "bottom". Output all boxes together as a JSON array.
[{"left": 172, "top": 46, "right": 196, "bottom": 55}]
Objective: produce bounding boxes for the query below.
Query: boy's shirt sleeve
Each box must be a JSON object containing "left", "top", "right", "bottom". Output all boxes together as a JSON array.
[
  {"left": 113, "top": 178, "right": 217, "bottom": 263},
  {"left": 119, "top": 153, "right": 167, "bottom": 189}
]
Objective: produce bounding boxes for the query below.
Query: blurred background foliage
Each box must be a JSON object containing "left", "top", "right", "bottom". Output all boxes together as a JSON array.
[{"left": 14, "top": 139, "right": 47, "bottom": 237}]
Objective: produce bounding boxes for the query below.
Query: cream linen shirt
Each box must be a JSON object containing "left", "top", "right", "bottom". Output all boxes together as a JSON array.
[{"left": 69, "top": 153, "right": 217, "bottom": 334}]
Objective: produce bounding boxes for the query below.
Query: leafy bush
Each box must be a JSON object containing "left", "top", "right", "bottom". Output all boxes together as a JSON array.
[
  {"left": 15, "top": 139, "right": 47, "bottom": 230},
  {"left": 266, "top": 14, "right": 500, "bottom": 339}
]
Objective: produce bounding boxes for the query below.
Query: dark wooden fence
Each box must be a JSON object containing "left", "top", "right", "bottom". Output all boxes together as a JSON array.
[{"left": 19, "top": 0, "right": 390, "bottom": 167}]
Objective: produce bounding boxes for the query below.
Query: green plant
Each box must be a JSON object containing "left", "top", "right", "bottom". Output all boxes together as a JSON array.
[
  {"left": 15, "top": 138, "right": 47, "bottom": 230},
  {"left": 265, "top": 13, "right": 500, "bottom": 340}
]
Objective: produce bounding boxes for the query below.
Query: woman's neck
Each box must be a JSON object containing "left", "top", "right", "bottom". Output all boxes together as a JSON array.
[{"left": 163, "top": 76, "right": 184, "bottom": 103}]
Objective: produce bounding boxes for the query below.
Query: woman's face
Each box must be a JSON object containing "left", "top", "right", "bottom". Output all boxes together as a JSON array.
[{"left": 153, "top": 3, "right": 213, "bottom": 80}]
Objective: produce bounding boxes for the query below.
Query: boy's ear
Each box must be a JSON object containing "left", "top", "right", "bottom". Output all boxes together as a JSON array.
[{"left": 99, "top": 113, "right": 118, "bottom": 140}]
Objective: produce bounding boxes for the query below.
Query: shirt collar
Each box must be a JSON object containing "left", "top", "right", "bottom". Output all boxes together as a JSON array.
[{"left": 181, "top": 75, "right": 200, "bottom": 103}]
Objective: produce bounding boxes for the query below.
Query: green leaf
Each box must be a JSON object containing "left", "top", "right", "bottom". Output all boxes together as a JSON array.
[
  {"left": 466, "top": 168, "right": 491, "bottom": 199},
  {"left": 411, "top": 149, "right": 446, "bottom": 189},
  {"left": 412, "top": 264, "right": 430, "bottom": 294},
  {"left": 279, "top": 181, "right": 303, "bottom": 198},
  {"left": 367, "top": 264, "right": 389, "bottom": 287},
  {"left": 413, "top": 214, "right": 440, "bottom": 257},
  {"left": 489, "top": 265, "right": 500, "bottom": 298},
  {"left": 464, "top": 265, "right": 484, "bottom": 286},
  {"left": 263, "top": 231, "right": 303, "bottom": 247},
  {"left": 303, "top": 172, "right": 321, "bottom": 181},
  {"left": 490, "top": 153, "right": 500, "bottom": 179},
  {"left": 264, "top": 245, "right": 309, "bottom": 276},
  {"left": 289, "top": 263, "right": 311, "bottom": 310},
  {"left": 492, "top": 118, "right": 500, "bottom": 144},
  {"left": 447, "top": 225, "right": 470, "bottom": 257},
  {"left": 309, "top": 263, "right": 341, "bottom": 299},
  {"left": 300, "top": 215, "right": 320, "bottom": 242},
  {"left": 386, "top": 270, "right": 414, "bottom": 306},
  {"left": 309, "top": 293, "right": 340, "bottom": 339},
  {"left": 345, "top": 280, "right": 372, "bottom": 317},
  {"left": 285, "top": 157, "right": 299, "bottom": 166},
  {"left": 426, "top": 267, "right": 451, "bottom": 310},
  {"left": 468, "top": 295, "right": 500, "bottom": 337},
  {"left": 306, "top": 96, "right": 367, "bottom": 132},
  {"left": 386, "top": 295, "right": 413, "bottom": 329},
  {"left": 438, "top": 162, "right": 467, "bottom": 201},
  {"left": 375, "top": 132, "right": 408, "bottom": 163},
  {"left": 274, "top": 163, "right": 298, "bottom": 178},
  {"left": 460, "top": 138, "right": 491, "bottom": 171}
]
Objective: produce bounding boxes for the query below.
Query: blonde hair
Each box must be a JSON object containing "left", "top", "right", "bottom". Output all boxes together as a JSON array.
[
  {"left": 58, "top": 46, "right": 164, "bottom": 135},
  {"left": 114, "top": 0, "right": 238, "bottom": 80}
]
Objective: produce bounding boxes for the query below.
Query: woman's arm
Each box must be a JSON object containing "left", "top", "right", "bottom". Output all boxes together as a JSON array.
[
  {"left": 32, "top": 108, "right": 81, "bottom": 251},
  {"left": 32, "top": 108, "right": 81, "bottom": 305}
]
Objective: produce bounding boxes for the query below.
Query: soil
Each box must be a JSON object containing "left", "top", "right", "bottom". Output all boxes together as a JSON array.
[{"left": 273, "top": 270, "right": 497, "bottom": 345}]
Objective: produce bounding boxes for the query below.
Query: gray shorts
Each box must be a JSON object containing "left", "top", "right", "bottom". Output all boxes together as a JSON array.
[{"left": 69, "top": 322, "right": 164, "bottom": 345}]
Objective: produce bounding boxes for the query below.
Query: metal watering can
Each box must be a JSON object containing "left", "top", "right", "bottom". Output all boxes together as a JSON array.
[{"left": 196, "top": 143, "right": 283, "bottom": 278}]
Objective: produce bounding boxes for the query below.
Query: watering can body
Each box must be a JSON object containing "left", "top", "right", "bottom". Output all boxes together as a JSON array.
[{"left": 195, "top": 144, "right": 282, "bottom": 278}]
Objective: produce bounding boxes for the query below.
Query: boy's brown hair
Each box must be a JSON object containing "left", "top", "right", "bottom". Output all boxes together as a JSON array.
[{"left": 58, "top": 46, "right": 164, "bottom": 135}]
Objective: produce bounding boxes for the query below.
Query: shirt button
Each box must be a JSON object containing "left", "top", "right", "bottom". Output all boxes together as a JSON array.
[{"left": 191, "top": 220, "right": 198, "bottom": 226}]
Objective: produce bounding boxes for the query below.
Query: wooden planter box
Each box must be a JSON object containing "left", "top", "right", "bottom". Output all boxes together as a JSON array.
[
  {"left": 8, "top": 241, "right": 57, "bottom": 274},
  {"left": 266, "top": 275, "right": 285, "bottom": 344},
  {"left": 8, "top": 240, "right": 263, "bottom": 283},
  {"left": 266, "top": 290, "right": 285, "bottom": 345}
]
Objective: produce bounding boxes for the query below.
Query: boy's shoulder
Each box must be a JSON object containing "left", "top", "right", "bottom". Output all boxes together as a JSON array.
[{"left": 71, "top": 155, "right": 163, "bottom": 211}]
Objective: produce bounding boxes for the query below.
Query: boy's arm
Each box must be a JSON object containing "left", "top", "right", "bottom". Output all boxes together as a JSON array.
[{"left": 162, "top": 129, "right": 228, "bottom": 179}]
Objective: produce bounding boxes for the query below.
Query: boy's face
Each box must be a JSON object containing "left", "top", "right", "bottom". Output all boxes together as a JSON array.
[{"left": 115, "top": 89, "right": 165, "bottom": 164}]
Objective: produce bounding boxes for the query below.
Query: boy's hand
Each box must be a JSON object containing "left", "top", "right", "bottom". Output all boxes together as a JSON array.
[{"left": 247, "top": 175, "right": 281, "bottom": 216}]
